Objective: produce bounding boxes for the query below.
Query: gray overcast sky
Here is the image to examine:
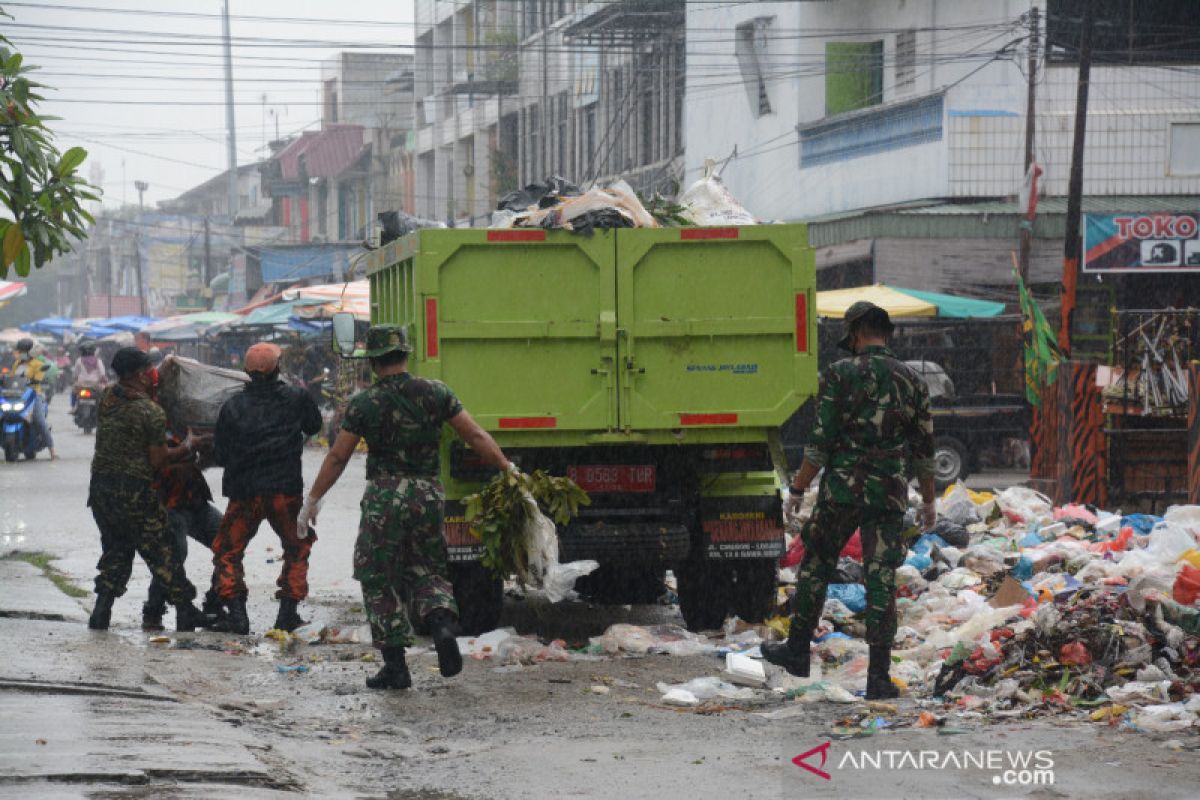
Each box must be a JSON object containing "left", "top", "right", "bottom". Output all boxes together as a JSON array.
[{"left": 6, "top": 0, "right": 415, "bottom": 209}]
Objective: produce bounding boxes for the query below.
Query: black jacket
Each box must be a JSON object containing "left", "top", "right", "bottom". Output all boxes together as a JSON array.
[{"left": 214, "top": 378, "right": 322, "bottom": 499}]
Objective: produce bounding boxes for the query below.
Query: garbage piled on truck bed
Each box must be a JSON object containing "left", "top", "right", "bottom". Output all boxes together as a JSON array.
[{"left": 489, "top": 168, "right": 759, "bottom": 232}]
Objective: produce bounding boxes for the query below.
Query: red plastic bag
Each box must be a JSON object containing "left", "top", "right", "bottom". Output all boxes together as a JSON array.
[
  {"left": 1172, "top": 564, "right": 1200, "bottom": 605},
  {"left": 779, "top": 529, "right": 863, "bottom": 568},
  {"left": 1059, "top": 642, "right": 1091, "bottom": 666}
]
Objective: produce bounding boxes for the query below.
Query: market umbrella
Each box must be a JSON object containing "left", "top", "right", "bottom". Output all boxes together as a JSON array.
[
  {"left": 889, "top": 287, "right": 1005, "bottom": 319},
  {"left": 92, "top": 314, "right": 159, "bottom": 332},
  {"left": 283, "top": 280, "right": 370, "bottom": 320},
  {"left": 19, "top": 316, "right": 76, "bottom": 336},
  {"left": 0, "top": 280, "right": 27, "bottom": 309},
  {"left": 816, "top": 285, "right": 937, "bottom": 319},
  {"left": 143, "top": 311, "right": 240, "bottom": 341},
  {"left": 0, "top": 327, "right": 29, "bottom": 344}
]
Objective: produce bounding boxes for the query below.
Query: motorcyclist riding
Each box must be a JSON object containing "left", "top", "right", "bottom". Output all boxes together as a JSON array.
[{"left": 12, "top": 338, "right": 57, "bottom": 460}]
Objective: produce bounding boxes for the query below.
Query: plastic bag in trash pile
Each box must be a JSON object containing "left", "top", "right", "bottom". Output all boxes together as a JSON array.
[
  {"left": 156, "top": 354, "right": 248, "bottom": 434},
  {"left": 676, "top": 160, "right": 757, "bottom": 226},
  {"left": 592, "top": 623, "right": 713, "bottom": 656},
  {"left": 378, "top": 210, "right": 445, "bottom": 246}
]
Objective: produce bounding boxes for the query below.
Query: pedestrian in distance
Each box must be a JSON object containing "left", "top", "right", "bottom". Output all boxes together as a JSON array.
[
  {"left": 210, "top": 342, "right": 322, "bottom": 635},
  {"left": 761, "top": 301, "right": 937, "bottom": 700},
  {"left": 87, "top": 347, "right": 213, "bottom": 632},
  {"left": 298, "top": 325, "right": 514, "bottom": 691}
]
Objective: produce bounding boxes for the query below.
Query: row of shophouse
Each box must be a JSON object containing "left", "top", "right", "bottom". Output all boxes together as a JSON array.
[{"left": 48, "top": 0, "right": 1200, "bottom": 327}]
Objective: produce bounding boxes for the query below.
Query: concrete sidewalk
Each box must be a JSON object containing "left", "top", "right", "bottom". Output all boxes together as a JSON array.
[{"left": 0, "top": 560, "right": 300, "bottom": 798}]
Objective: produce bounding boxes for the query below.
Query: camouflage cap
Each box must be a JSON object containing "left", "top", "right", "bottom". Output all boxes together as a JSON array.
[
  {"left": 838, "top": 301, "right": 894, "bottom": 352},
  {"left": 363, "top": 325, "right": 412, "bottom": 358}
]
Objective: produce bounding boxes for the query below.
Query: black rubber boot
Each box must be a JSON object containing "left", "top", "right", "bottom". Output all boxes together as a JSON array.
[
  {"left": 175, "top": 602, "right": 217, "bottom": 633},
  {"left": 365, "top": 646, "right": 412, "bottom": 690},
  {"left": 761, "top": 618, "right": 811, "bottom": 677},
  {"left": 273, "top": 598, "right": 304, "bottom": 632},
  {"left": 425, "top": 608, "right": 463, "bottom": 678},
  {"left": 201, "top": 590, "right": 225, "bottom": 618},
  {"left": 141, "top": 603, "right": 166, "bottom": 632},
  {"left": 88, "top": 591, "right": 116, "bottom": 631},
  {"left": 209, "top": 598, "right": 250, "bottom": 635},
  {"left": 865, "top": 644, "right": 899, "bottom": 700}
]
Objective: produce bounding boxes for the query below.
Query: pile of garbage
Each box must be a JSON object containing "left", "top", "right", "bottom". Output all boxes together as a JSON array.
[
  {"left": 777, "top": 484, "right": 1200, "bottom": 731},
  {"left": 490, "top": 166, "right": 757, "bottom": 232}
]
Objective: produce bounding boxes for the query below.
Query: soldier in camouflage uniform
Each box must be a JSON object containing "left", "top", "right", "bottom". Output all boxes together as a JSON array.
[
  {"left": 299, "top": 325, "right": 513, "bottom": 690},
  {"left": 87, "top": 347, "right": 213, "bottom": 632},
  {"left": 762, "top": 302, "right": 936, "bottom": 700}
]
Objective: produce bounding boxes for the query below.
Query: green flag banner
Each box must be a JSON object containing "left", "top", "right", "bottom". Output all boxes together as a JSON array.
[{"left": 1015, "top": 268, "right": 1062, "bottom": 407}]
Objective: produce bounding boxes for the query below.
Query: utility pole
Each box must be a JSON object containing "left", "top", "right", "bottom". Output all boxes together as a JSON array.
[
  {"left": 203, "top": 217, "right": 212, "bottom": 311},
  {"left": 222, "top": 0, "right": 239, "bottom": 220},
  {"left": 1017, "top": 6, "right": 1039, "bottom": 283},
  {"left": 134, "top": 180, "right": 148, "bottom": 315},
  {"left": 1058, "top": 2, "right": 1094, "bottom": 358}
]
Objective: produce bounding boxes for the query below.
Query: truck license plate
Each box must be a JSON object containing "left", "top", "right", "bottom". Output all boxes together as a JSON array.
[{"left": 567, "top": 465, "right": 656, "bottom": 493}]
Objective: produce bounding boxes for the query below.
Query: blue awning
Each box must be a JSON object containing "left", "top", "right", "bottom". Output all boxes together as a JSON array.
[{"left": 20, "top": 317, "right": 76, "bottom": 335}]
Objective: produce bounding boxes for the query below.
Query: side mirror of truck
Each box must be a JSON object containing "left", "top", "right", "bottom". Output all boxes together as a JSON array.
[{"left": 331, "top": 312, "right": 357, "bottom": 357}]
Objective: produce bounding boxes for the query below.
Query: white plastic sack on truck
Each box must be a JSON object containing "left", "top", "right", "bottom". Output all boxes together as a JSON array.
[
  {"left": 156, "top": 354, "right": 249, "bottom": 434},
  {"left": 520, "top": 493, "right": 598, "bottom": 602},
  {"left": 676, "top": 158, "right": 757, "bottom": 226}
]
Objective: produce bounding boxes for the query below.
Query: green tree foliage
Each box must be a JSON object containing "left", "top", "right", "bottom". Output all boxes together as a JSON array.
[{"left": 0, "top": 13, "right": 98, "bottom": 278}]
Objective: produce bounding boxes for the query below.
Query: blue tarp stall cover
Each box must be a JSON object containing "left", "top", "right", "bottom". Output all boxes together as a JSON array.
[
  {"left": 20, "top": 317, "right": 76, "bottom": 336},
  {"left": 257, "top": 247, "right": 359, "bottom": 283}
]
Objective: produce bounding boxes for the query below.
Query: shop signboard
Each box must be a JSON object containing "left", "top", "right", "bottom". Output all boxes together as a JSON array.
[{"left": 1083, "top": 212, "right": 1200, "bottom": 272}]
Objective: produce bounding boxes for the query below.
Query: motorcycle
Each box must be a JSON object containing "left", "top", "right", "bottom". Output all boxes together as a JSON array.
[
  {"left": 73, "top": 384, "right": 100, "bottom": 434},
  {"left": 1, "top": 376, "right": 48, "bottom": 462}
]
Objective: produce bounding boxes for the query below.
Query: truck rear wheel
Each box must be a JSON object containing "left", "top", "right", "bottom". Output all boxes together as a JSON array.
[
  {"left": 675, "top": 559, "right": 728, "bottom": 632},
  {"left": 448, "top": 562, "right": 504, "bottom": 636},
  {"left": 729, "top": 560, "right": 779, "bottom": 623},
  {"left": 933, "top": 435, "right": 969, "bottom": 489}
]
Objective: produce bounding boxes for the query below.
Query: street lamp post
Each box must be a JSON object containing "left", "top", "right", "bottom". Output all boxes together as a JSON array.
[{"left": 133, "top": 180, "right": 149, "bottom": 315}]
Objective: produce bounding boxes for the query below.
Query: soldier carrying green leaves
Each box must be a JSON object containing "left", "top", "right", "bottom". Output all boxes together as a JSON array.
[
  {"left": 762, "top": 301, "right": 937, "bottom": 700},
  {"left": 299, "top": 325, "right": 513, "bottom": 691}
]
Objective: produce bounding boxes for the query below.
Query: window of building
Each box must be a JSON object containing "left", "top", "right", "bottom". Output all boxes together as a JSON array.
[
  {"left": 825, "top": 40, "right": 884, "bottom": 116},
  {"left": 735, "top": 17, "right": 773, "bottom": 117},
  {"left": 1169, "top": 123, "right": 1200, "bottom": 175},
  {"left": 895, "top": 29, "right": 916, "bottom": 93},
  {"left": 1047, "top": 0, "right": 1200, "bottom": 64}
]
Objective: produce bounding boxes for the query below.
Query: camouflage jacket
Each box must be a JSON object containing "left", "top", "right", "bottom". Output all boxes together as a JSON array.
[
  {"left": 803, "top": 344, "right": 934, "bottom": 512},
  {"left": 342, "top": 373, "right": 463, "bottom": 479},
  {"left": 91, "top": 384, "right": 167, "bottom": 483}
]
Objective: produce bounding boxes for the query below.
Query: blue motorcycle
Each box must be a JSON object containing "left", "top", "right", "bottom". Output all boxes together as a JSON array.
[{"left": 1, "top": 375, "right": 47, "bottom": 462}]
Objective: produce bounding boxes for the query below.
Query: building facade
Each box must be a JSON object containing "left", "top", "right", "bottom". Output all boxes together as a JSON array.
[{"left": 412, "top": 0, "right": 685, "bottom": 226}]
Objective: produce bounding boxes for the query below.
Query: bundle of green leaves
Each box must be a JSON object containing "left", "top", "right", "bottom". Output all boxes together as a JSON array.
[{"left": 464, "top": 469, "right": 589, "bottom": 584}]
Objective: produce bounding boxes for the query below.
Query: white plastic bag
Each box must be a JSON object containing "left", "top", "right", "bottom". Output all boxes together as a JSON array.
[
  {"left": 938, "top": 482, "right": 980, "bottom": 525},
  {"left": 521, "top": 493, "right": 598, "bottom": 602},
  {"left": 1163, "top": 505, "right": 1200, "bottom": 536},
  {"left": 676, "top": 159, "right": 756, "bottom": 226},
  {"left": 995, "top": 486, "right": 1054, "bottom": 525}
]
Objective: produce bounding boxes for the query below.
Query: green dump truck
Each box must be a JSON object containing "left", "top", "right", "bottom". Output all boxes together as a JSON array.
[{"left": 363, "top": 224, "right": 818, "bottom": 632}]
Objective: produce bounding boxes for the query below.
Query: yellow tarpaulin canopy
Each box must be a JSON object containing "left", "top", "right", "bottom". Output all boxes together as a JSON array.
[{"left": 816, "top": 285, "right": 938, "bottom": 319}]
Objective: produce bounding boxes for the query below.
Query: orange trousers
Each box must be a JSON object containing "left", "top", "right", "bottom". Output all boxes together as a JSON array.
[{"left": 211, "top": 494, "right": 316, "bottom": 601}]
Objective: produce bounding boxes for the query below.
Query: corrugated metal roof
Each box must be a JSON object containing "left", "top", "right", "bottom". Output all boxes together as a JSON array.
[{"left": 277, "top": 124, "right": 367, "bottom": 181}]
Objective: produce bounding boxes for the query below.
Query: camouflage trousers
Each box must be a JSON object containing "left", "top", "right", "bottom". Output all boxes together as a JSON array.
[
  {"left": 146, "top": 503, "right": 223, "bottom": 616},
  {"left": 89, "top": 476, "right": 196, "bottom": 604},
  {"left": 791, "top": 502, "right": 906, "bottom": 648},
  {"left": 212, "top": 495, "right": 316, "bottom": 602},
  {"left": 353, "top": 477, "right": 457, "bottom": 649}
]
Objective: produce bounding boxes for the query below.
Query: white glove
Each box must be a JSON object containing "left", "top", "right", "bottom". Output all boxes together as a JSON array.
[
  {"left": 783, "top": 489, "right": 804, "bottom": 518},
  {"left": 296, "top": 494, "right": 323, "bottom": 539},
  {"left": 918, "top": 501, "right": 937, "bottom": 531}
]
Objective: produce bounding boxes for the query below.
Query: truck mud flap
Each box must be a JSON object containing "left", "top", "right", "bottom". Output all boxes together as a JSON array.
[
  {"left": 443, "top": 500, "right": 483, "bottom": 563},
  {"left": 559, "top": 522, "right": 690, "bottom": 564},
  {"left": 699, "top": 495, "right": 784, "bottom": 559}
]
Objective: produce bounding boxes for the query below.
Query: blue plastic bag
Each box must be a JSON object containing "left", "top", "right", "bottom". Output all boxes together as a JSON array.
[
  {"left": 911, "top": 533, "right": 948, "bottom": 556},
  {"left": 827, "top": 583, "right": 867, "bottom": 613},
  {"left": 905, "top": 553, "right": 933, "bottom": 572},
  {"left": 1121, "top": 514, "right": 1161, "bottom": 536},
  {"left": 1011, "top": 555, "right": 1033, "bottom": 581},
  {"left": 1019, "top": 531, "right": 1042, "bottom": 548}
]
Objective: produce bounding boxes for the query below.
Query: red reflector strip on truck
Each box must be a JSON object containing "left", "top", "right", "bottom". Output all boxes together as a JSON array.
[
  {"left": 498, "top": 416, "right": 557, "bottom": 429},
  {"left": 425, "top": 298, "right": 439, "bottom": 358},
  {"left": 795, "top": 292, "right": 808, "bottom": 352},
  {"left": 680, "top": 228, "right": 739, "bottom": 240},
  {"left": 487, "top": 230, "right": 546, "bottom": 242},
  {"left": 679, "top": 413, "right": 738, "bottom": 426}
]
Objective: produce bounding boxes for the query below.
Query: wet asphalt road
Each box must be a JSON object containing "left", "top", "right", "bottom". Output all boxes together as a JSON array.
[{"left": 2, "top": 401, "right": 1199, "bottom": 799}]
